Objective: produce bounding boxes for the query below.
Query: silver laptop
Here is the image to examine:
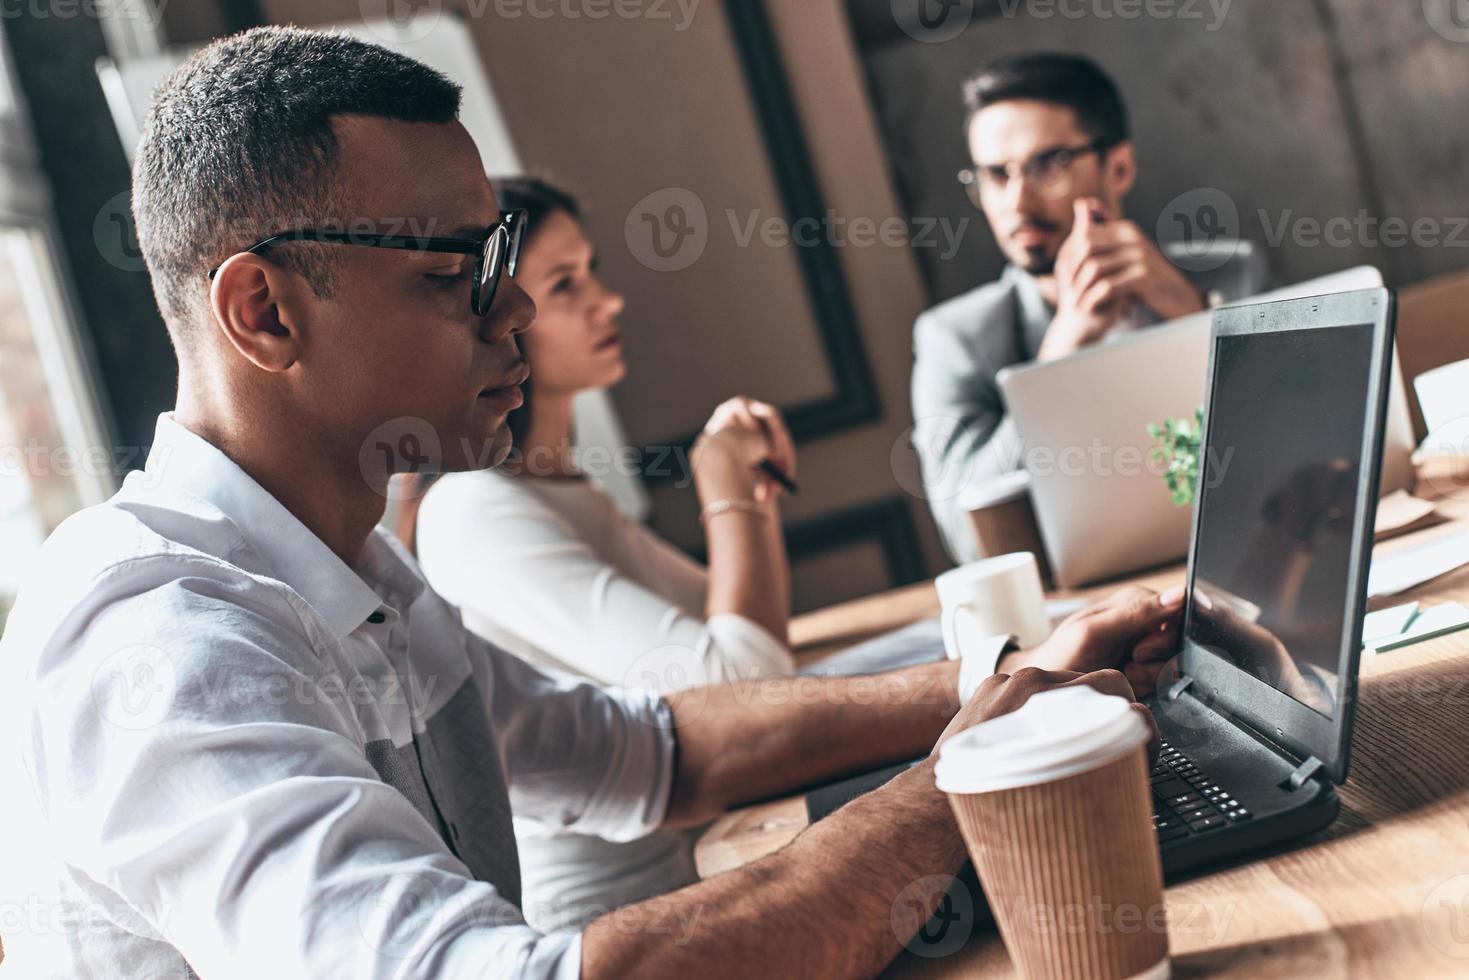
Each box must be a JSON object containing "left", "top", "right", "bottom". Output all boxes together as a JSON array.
[{"left": 997, "top": 267, "right": 1415, "bottom": 588}]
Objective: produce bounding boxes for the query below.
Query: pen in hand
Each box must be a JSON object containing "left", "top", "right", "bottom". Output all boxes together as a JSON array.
[{"left": 758, "top": 460, "right": 799, "bottom": 496}]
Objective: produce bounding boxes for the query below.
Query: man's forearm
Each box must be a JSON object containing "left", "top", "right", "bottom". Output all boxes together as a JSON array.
[
  {"left": 583, "top": 759, "right": 966, "bottom": 979},
  {"left": 662, "top": 659, "right": 961, "bottom": 826}
]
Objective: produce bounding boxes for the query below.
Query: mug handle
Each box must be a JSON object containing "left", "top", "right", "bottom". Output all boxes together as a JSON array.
[{"left": 941, "top": 600, "right": 975, "bottom": 662}]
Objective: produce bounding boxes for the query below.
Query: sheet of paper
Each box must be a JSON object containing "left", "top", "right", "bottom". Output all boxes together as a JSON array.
[
  {"left": 1369, "top": 602, "right": 1469, "bottom": 653},
  {"left": 1367, "top": 529, "right": 1469, "bottom": 598},
  {"left": 1363, "top": 602, "right": 1420, "bottom": 645}
]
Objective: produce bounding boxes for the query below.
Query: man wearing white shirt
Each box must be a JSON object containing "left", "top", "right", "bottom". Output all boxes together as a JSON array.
[{"left": 0, "top": 27, "right": 1183, "bottom": 978}]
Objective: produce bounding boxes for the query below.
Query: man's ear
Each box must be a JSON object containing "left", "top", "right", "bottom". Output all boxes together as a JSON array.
[
  {"left": 208, "top": 253, "right": 306, "bottom": 373},
  {"left": 1103, "top": 140, "right": 1138, "bottom": 206}
]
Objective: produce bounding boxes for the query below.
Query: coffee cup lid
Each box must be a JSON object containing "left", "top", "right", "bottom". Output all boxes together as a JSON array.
[{"left": 935, "top": 686, "right": 1150, "bottom": 794}]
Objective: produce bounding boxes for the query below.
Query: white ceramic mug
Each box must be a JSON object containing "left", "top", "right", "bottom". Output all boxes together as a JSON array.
[{"left": 936, "top": 552, "right": 1050, "bottom": 659}]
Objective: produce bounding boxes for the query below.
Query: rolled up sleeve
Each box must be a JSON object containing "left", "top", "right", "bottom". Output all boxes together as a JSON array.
[{"left": 470, "top": 633, "right": 678, "bottom": 844}]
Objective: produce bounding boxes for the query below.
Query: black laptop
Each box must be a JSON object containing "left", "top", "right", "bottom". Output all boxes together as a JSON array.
[{"left": 810, "top": 286, "right": 1397, "bottom": 878}]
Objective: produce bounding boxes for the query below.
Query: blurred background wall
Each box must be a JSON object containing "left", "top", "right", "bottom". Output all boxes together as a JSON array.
[
  {"left": 3, "top": 0, "right": 1468, "bottom": 617},
  {"left": 851, "top": 0, "right": 1469, "bottom": 303}
]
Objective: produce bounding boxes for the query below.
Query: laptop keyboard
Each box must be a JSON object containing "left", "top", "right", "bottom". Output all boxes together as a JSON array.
[{"left": 1151, "top": 740, "right": 1252, "bottom": 843}]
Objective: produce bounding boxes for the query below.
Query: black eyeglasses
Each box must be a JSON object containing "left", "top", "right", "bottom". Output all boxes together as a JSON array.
[
  {"left": 207, "top": 209, "right": 528, "bottom": 316},
  {"left": 958, "top": 140, "right": 1114, "bottom": 205}
]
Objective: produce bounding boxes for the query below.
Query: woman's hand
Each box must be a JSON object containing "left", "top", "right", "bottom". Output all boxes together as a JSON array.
[{"left": 692, "top": 397, "right": 798, "bottom": 506}]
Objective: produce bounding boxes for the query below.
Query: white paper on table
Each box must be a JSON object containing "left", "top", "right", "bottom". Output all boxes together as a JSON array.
[
  {"left": 1414, "top": 358, "right": 1469, "bottom": 435},
  {"left": 1362, "top": 602, "right": 1420, "bottom": 646},
  {"left": 1367, "top": 529, "right": 1469, "bottom": 598},
  {"left": 1368, "top": 602, "right": 1469, "bottom": 653}
]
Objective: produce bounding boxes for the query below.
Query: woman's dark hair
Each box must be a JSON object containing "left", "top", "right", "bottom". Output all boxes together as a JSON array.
[
  {"left": 491, "top": 175, "right": 584, "bottom": 454},
  {"left": 393, "top": 176, "right": 583, "bottom": 554}
]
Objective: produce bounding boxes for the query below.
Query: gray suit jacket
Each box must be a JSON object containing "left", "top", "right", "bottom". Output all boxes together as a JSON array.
[{"left": 910, "top": 242, "right": 1264, "bottom": 564}]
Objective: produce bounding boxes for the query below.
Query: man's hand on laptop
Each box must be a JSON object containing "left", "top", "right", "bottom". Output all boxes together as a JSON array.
[
  {"left": 936, "top": 660, "right": 1158, "bottom": 755},
  {"left": 1040, "top": 199, "right": 1206, "bottom": 362},
  {"left": 999, "top": 584, "right": 1186, "bottom": 697}
]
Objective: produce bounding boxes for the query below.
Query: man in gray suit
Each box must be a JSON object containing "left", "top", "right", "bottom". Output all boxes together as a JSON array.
[{"left": 912, "top": 53, "right": 1260, "bottom": 563}]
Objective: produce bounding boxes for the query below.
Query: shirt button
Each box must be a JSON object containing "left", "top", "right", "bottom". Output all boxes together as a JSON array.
[{"left": 367, "top": 611, "right": 387, "bottom": 625}]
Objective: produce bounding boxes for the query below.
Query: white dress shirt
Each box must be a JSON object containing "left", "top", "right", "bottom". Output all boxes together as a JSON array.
[
  {"left": 0, "top": 414, "right": 675, "bottom": 979},
  {"left": 414, "top": 469, "right": 794, "bottom": 930}
]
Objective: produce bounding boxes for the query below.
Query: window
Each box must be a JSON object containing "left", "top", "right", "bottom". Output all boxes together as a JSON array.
[{"left": 0, "top": 25, "right": 115, "bottom": 629}]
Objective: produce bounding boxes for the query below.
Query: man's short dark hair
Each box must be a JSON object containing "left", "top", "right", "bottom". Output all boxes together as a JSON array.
[
  {"left": 962, "top": 53, "right": 1129, "bottom": 148},
  {"left": 132, "top": 26, "right": 463, "bottom": 343}
]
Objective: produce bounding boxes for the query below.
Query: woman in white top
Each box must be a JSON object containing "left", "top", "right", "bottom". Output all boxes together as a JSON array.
[{"left": 413, "top": 177, "right": 801, "bottom": 930}]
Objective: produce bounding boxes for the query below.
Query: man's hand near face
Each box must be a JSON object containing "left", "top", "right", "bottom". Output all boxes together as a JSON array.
[{"left": 1040, "top": 198, "right": 1207, "bottom": 362}]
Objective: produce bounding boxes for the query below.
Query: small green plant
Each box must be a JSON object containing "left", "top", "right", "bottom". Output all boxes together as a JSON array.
[{"left": 1148, "top": 407, "right": 1205, "bottom": 507}]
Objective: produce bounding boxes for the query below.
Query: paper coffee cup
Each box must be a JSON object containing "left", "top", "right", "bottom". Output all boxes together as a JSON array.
[
  {"left": 936, "top": 687, "right": 1169, "bottom": 980},
  {"left": 936, "top": 553, "right": 1050, "bottom": 657}
]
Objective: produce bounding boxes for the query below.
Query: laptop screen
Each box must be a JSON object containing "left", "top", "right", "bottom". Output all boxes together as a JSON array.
[{"left": 1184, "top": 323, "right": 1377, "bottom": 719}]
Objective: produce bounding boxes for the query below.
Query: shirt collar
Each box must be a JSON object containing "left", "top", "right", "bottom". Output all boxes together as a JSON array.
[{"left": 141, "top": 413, "right": 389, "bottom": 638}]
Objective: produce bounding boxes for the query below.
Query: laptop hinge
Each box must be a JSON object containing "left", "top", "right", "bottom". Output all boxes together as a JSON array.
[
  {"left": 1165, "top": 674, "right": 1195, "bottom": 702},
  {"left": 1283, "top": 756, "right": 1325, "bottom": 791}
]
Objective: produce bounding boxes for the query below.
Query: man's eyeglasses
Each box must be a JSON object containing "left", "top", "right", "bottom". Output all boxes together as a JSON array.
[
  {"left": 957, "top": 140, "right": 1114, "bottom": 206},
  {"left": 208, "top": 209, "right": 529, "bottom": 317}
]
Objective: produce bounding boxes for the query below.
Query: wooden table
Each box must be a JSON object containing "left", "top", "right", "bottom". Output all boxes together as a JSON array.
[{"left": 700, "top": 497, "right": 1469, "bottom": 978}]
